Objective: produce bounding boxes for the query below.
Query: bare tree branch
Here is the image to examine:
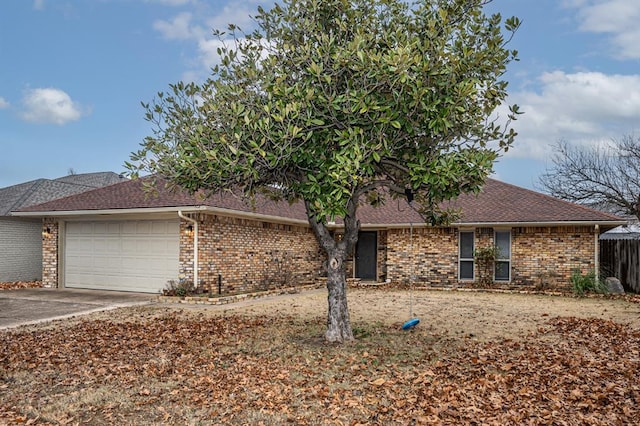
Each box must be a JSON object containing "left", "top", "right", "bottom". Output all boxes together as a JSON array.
[{"left": 539, "top": 137, "right": 640, "bottom": 221}]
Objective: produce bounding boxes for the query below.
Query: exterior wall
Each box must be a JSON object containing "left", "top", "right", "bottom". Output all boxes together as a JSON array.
[
  {"left": 511, "top": 226, "right": 596, "bottom": 290},
  {"left": 387, "top": 227, "right": 458, "bottom": 285},
  {"left": 0, "top": 218, "right": 43, "bottom": 282},
  {"left": 179, "top": 213, "right": 325, "bottom": 295},
  {"left": 377, "top": 230, "right": 388, "bottom": 281},
  {"left": 41, "top": 219, "right": 58, "bottom": 288},
  {"left": 386, "top": 225, "right": 598, "bottom": 290},
  {"left": 37, "top": 214, "right": 599, "bottom": 293}
]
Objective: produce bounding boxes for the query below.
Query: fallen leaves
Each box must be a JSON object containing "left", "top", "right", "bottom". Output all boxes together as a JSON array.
[
  {"left": 0, "top": 310, "right": 638, "bottom": 425},
  {"left": 0, "top": 281, "right": 42, "bottom": 290},
  {"left": 371, "top": 378, "right": 386, "bottom": 387}
]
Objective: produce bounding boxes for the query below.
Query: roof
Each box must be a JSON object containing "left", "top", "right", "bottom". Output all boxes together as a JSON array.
[
  {"left": 453, "top": 179, "right": 623, "bottom": 224},
  {"left": 0, "top": 172, "right": 127, "bottom": 216},
  {"left": 14, "top": 177, "right": 624, "bottom": 226},
  {"left": 15, "top": 177, "right": 309, "bottom": 222},
  {"left": 600, "top": 224, "right": 640, "bottom": 240},
  {"left": 343, "top": 179, "right": 624, "bottom": 226},
  {"left": 53, "top": 172, "right": 127, "bottom": 188}
]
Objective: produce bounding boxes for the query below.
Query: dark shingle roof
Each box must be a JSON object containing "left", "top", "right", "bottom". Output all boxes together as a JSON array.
[
  {"left": 0, "top": 172, "right": 127, "bottom": 216},
  {"left": 16, "top": 177, "right": 624, "bottom": 226},
  {"left": 54, "top": 172, "right": 126, "bottom": 188},
  {"left": 452, "top": 179, "right": 622, "bottom": 224},
  {"left": 16, "top": 177, "right": 309, "bottom": 222}
]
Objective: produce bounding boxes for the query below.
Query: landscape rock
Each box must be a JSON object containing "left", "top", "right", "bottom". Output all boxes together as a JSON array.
[{"left": 605, "top": 277, "right": 625, "bottom": 294}]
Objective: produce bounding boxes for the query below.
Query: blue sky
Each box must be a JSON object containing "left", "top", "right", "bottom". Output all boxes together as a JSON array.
[{"left": 1, "top": 0, "right": 639, "bottom": 191}]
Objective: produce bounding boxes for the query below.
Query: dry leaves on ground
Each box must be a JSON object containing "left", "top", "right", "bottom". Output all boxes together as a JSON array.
[
  {"left": 0, "top": 305, "right": 639, "bottom": 425},
  {"left": 0, "top": 281, "right": 42, "bottom": 290}
]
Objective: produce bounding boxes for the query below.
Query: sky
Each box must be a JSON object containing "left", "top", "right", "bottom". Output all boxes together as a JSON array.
[{"left": 1, "top": 0, "right": 639, "bottom": 191}]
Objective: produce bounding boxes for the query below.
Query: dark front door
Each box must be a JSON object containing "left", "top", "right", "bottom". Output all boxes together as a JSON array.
[{"left": 355, "top": 231, "right": 377, "bottom": 280}]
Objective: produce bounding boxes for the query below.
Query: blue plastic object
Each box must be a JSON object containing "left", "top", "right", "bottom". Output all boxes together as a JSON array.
[{"left": 402, "top": 318, "right": 420, "bottom": 330}]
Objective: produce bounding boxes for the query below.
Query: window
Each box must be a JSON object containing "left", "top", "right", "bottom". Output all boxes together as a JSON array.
[
  {"left": 459, "top": 231, "right": 474, "bottom": 280},
  {"left": 494, "top": 230, "right": 511, "bottom": 281}
]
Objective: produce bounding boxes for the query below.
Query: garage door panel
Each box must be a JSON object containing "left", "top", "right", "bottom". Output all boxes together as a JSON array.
[
  {"left": 92, "top": 222, "right": 108, "bottom": 234},
  {"left": 93, "top": 238, "right": 121, "bottom": 254},
  {"left": 121, "top": 222, "right": 139, "bottom": 234},
  {"left": 137, "top": 239, "right": 173, "bottom": 254},
  {"left": 66, "top": 237, "right": 93, "bottom": 252},
  {"left": 66, "top": 256, "right": 92, "bottom": 269},
  {"left": 65, "top": 219, "right": 179, "bottom": 293},
  {"left": 67, "top": 222, "right": 92, "bottom": 234}
]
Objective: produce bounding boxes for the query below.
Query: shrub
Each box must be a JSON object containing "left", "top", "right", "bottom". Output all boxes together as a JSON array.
[
  {"left": 259, "top": 250, "right": 294, "bottom": 290},
  {"left": 163, "top": 279, "right": 195, "bottom": 297},
  {"left": 570, "top": 270, "right": 608, "bottom": 296},
  {"left": 474, "top": 246, "right": 500, "bottom": 287}
]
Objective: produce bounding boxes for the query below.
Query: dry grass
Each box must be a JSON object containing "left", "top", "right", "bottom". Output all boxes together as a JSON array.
[{"left": 1, "top": 288, "right": 639, "bottom": 425}]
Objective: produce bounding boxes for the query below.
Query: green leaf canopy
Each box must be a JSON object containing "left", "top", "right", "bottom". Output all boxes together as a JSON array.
[{"left": 129, "top": 0, "right": 520, "bottom": 225}]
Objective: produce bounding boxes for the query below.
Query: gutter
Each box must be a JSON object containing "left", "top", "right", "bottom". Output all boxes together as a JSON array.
[
  {"left": 178, "top": 211, "right": 198, "bottom": 289},
  {"left": 349, "top": 220, "right": 626, "bottom": 230},
  {"left": 13, "top": 205, "right": 310, "bottom": 227},
  {"left": 595, "top": 224, "right": 600, "bottom": 282},
  {"left": 12, "top": 206, "right": 200, "bottom": 217},
  {"left": 13, "top": 207, "right": 625, "bottom": 230}
]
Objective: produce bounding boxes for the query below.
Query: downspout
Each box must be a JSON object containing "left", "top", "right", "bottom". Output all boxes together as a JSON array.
[
  {"left": 178, "top": 211, "right": 198, "bottom": 288},
  {"left": 594, "top": 224, "right": 600, "bottom": 282}
]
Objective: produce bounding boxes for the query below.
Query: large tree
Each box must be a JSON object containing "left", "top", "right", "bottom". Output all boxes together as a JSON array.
[
  {"left": 539, "top": 137, "right": 640, "bottom": 222},
  {"left": 127, "top": 0, "right": 520, "bottom": 342}
]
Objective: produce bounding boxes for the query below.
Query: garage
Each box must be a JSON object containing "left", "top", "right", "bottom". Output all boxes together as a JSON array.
[{"left": 64, "top": 219, "right": 180, "bottom": 293}]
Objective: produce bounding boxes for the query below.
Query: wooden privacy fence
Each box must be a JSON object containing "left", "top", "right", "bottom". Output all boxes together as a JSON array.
[{"left": 600, "top": 238, "right": 640, "bottom": 293}]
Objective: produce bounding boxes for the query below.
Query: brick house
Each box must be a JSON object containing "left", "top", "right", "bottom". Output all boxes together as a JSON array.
[
  {"left": 0, "top": 172, "right": 126, "bottom": 282},
  {"left": 14, "top": 177, "right": 624, "bottom": 293}
]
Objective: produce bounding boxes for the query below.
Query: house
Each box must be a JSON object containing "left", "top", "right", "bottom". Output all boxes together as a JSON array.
[
  {"left": 0, "top": 172, "right": 127, "bottom": 282},
  {"left": 13, "top": 177, "right": 625, "bottom": 293}
]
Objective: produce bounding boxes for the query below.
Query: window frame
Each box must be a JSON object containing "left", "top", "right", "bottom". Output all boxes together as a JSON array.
[
  {"left": 458, "top": 230, "right": 475, "bottom": 281},
  {"left": 494, "top": 229, "right": 511, "bottom": 282}
]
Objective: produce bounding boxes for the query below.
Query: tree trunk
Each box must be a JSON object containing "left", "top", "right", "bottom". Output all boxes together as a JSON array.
[
  {"left": 325, "top": 249, "right": 354, "bottom": 343},
  {"left": 305, "top": 199, "right": 360, "bottom": 343}
]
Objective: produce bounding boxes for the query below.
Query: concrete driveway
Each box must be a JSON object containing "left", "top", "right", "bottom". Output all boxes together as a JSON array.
[{"left": 0, "top": 288, "right": 156, "bottom": 330}]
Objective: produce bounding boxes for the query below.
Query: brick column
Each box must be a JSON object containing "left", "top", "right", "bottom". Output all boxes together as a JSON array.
[{"left": 42, "top": 219, "right": 58, "bottom": 288}]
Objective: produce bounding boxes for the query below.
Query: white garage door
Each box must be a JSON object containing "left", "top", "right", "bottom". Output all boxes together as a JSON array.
[{"left": 65, "top": 220, "right": 180, "bottom": 293}]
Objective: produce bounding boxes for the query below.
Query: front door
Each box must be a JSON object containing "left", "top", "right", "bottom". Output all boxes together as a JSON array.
[{"left": 355, "top": 231, "right": 377, "bottom": 280}]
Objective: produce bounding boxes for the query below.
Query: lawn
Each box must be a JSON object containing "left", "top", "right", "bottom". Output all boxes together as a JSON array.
[{"left": 1, "top": 289, "right": 639, "bottom": 425}]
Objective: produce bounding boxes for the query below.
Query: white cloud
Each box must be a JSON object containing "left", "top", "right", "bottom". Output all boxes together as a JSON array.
[
  {"left": 206, "top": 5, "right": 257, "bottom": 33},
  {"left": 196, "top": 38, "right": 227, "bottom": 70},
  {"left": 0, "top": 97, "right": 9, "bottom": 109},
  {"left": 21, "top": 88, "right": 87, "bottom": 125},
  {"left": 153, "top": 12, "right": 205, "bottom": 40},
  {"left": 33, "top": 0, "right": 45, "bottom": 11},
  {"left": 501, "top": 71, "right": 640, "bottom": 159},
  {"left": 151, "top": 1, "right": 274, "bottom": 82},
  {"left": 569, "top": 0, "right": 640, "bottom": 59}
]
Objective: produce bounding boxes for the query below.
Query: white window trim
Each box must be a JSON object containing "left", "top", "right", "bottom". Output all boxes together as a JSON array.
[
  {"left": 459, "top": 229, "right": 475, "bottom": 281},
  {"left": 494, "top": 229, "right": 511, "bottom": 282}
]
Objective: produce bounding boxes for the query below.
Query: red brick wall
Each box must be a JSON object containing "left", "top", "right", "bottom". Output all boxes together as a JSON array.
[
  {"left": 179, "top": 213, "right": 325, "bottom": 295},
  {"left": 387, "top": 227, "right": 459, "bottom": 285},
  {"left": 386, "top": 225, "right": 598, "bottom": 290},
  {"left": 511, "top": 226, "right": 596, "bottom": 290},
  {"left": 42, "top": 219, "right": 58, "bottom": 288}
]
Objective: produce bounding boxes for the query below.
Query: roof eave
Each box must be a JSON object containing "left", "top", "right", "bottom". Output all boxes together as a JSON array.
[
  {"left": 453, "top": 220, "right": 626, "bottom": 228},
  {"left": 12, "top": 205, "right": 311, "bottom": 227},
  {"left": 13, "top": 208, "right": 626, "bottom": 229},
  {"left": 353, "top": 220, "right": 627, "bottom": 230},
  {"left": 12, "top": 206, "right": 197, "bottom": 217}
]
